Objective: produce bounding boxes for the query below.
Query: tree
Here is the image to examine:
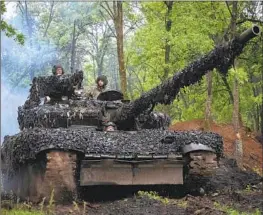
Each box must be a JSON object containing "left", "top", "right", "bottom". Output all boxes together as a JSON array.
[
  {"left": 227, "top": 1, "right": 242, "bottom": 167},
  {"left": 101, "top": 1, "right": 127, "bottom": 98},
  {"left": 0, "top": 1, "right": 24, "bottom": 45}
]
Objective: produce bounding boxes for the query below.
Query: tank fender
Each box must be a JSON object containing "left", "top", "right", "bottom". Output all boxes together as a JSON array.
[{"left": 182, "top": 143, "right": 215, "bottom": 154}]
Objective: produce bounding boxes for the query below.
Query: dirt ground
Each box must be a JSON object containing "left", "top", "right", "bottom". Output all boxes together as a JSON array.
[
  {"left": 169, "top": 119, "right": 263, "bottom": 174},
  {"left": 44, "top": 187, "right": 263, "bottom": 215},
  {"left": 50, "top": 155, "right": 262, "bottom": 215}
]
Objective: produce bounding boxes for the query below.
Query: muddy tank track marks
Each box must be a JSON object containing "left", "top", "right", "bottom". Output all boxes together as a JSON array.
[{"left": 1, "top": 129, "right": 223, "bottom": 174}]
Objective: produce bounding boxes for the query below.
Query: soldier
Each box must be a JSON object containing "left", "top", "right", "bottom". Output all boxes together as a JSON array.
[
  {"left": 52, "top": 64, "right": 64, "bottom": 76},
  {"left": 44, "top": 65, "right": 65, "bottom": 104},
  {"left": 103, "top": 121, "right": 117, "bottom": 132},
  {"left": 84, "top": 75, "right": 108, "bottom": 99}
]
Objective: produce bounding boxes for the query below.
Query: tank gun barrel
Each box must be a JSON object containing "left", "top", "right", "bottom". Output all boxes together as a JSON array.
[
  {"left": 238, "top": 25, "right": 260, "bottom": 44},
  {"left": 117, "top": 25, "right": 261, "bottom": 123}
]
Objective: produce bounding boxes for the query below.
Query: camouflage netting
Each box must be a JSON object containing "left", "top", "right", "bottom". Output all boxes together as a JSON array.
[
  {"left": 18, "top": 99, "right": 170, "bottom": 130},
  {"left": 137, "top": 112, "right": 171, "bottom": 129},
  {"left": 18, "top": 100, "right": 103, "bottom": 129},
  {"left": 116, "top": 37, "right": 250, "bottom": 124},
  {"left": 2, "top": 129, "right": 223, "bottom": 174},
  {"left": 23, "top": 71, "right": 83, "bottom": 109}
]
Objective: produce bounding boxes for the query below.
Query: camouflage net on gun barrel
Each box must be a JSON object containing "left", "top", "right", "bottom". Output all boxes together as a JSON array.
[
  {"left": 117, "top": 36, "right": 252, "bottom": 124},
  {"left": 1, "top": 128, "right": 223, "bottom": 175}
]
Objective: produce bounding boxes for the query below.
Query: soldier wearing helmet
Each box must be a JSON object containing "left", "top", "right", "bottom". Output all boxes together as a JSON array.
[
  {"left": 52, "top": 64, "right": 64, "bottom": 76},
  {"left": 44, "top": 65, "right": 65, "bottom": 104},
  {"left": 103, "top": 121, "right": 116, "bottom": 132},
  {"left": 84, "top": 75, "right": 108, "bottom": 99}
]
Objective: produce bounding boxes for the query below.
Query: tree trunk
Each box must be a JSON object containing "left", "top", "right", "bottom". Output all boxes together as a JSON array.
[
  {"left": 71, "top": 20, "right": 77, "bottom": 74},
  {"left": 204, "top": 71, "right": 213, "bottom": 130},
  {"left": 114, "top": 1, "right": 127, "bottom": 98},
  {"left": 229, "top": 1, "right": 243, "bottom": 168},
  {"left": 261, "top": 61, "right": 263, "bottom": 143},
  {"left": 96, "top": 58, "right": 103, "bottom": 76},
  {"left": 163, "top": 1, "right": 173, "bottom": 79}
]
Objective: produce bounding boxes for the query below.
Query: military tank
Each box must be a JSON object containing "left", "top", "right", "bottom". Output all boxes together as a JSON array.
[{"left": 1, "top": 25, "right": 260, "bottom": 203}]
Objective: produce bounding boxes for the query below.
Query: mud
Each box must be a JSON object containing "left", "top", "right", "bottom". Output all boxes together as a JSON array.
[
  {"left": 184, "top": 158, "right": 262, "bottom": 194},
  {"left": 54, "top": 162, "right": 262, "bottom": 214},
  {"left": 39, "top": 189, "right": 263, "bottom": 215},
  {"left": 2, "top": 157, "right": 262, "bottom": 214}
]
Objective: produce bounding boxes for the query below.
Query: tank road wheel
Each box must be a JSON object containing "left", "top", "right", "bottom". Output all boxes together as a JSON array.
[{"left": 40, "top": 150, "right": 78, "bottom": 203}]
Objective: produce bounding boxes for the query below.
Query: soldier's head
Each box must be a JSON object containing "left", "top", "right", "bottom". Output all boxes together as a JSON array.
[
  {"left": 103, "top": 122, "right": 116, "bottom": 132},
  {"left": 52, "top": 65, "right": 64, "bottom": 76},
  {"left": 96, "top": 75, "right": 108, "bottom": 88}
]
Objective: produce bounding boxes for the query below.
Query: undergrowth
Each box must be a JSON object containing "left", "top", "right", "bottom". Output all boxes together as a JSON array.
[
  {"left": 137, "top": 191, "right": 170, "bottom": 205},
  {"left": 2, "top": 208, "right": 45, "bottom": 215},
  {"left": 214, "top": 202, "right": 262, "bottom": 215}
]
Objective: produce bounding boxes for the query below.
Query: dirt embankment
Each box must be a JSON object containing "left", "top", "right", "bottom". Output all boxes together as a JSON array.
[{"left": 169, "top": 119, "right": 262, "bottom": 174}]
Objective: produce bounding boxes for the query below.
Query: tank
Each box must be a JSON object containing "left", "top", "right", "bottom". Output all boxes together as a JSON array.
[{"left": 1, "top": 25, "right": 260, "bottom": 203}]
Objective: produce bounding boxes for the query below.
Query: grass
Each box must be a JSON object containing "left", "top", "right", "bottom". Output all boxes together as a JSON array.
[
  {"left": 2, "top": 208, "right": 45, "bottom": 215},
  {"left": 214, "top": 202, "right": 262, "bottom": 215},
  {"left": 137, "top": 191, "right": 170, "bottom": 205}
]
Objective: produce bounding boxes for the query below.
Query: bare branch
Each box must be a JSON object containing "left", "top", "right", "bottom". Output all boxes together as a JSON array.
[
  {"left": 237, "top": 18, "right": 263, "bottom": 25},
  {"left": 99, "top": 9, "right": 116, "bottom": 38},
  {"left": 225, "top": 1, "right": 233, "bottom": 19},
  {"left": 43, "top": 1, "right": 55, "bottom": 37},
  {"left": 100, "top": 2, "right": 114, "bottom": 20}
]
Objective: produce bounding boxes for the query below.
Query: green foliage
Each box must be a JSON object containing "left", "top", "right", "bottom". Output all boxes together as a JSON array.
[
  {"left": 2, "top": 209, "right": 44, "bottom": 215},
  {"left": 0, "top": 1, "right": 25, "bottom": 45},
  {"left": 2, "top": 1, "right": 262, "bottom": 131},
  {"left": 126, "top": 2, "right": 262, "bottom": 130},
  {"left": 214, "top": 202, "right": 262, "bottom": 215},
  {"left": 137, "top": 191, "right": 170, "bottom": 205}
]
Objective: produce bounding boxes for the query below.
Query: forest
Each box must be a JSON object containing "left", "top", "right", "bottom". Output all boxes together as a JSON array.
[
  {"left": 1, "top": 1, "right": 263, "bottom": 215},
  {"left": 1, "top": 1, "right": 262, "bottom": 136}
]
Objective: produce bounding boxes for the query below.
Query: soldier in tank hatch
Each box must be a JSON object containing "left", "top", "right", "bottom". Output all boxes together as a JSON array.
[
  {"left": 84, "top": 75, "right": 108, "bottom": 99},
  {"left": 52, "top": 64, "right": 65, "bottom": 76},
  {"left": 44, "top": 64, "right": 65, "bottom": 104},
  {"left": 103, "top": 121, "right": 117, "bottom": 132}
]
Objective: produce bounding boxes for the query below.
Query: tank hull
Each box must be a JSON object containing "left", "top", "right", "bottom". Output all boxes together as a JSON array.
[{"left": 2, "top": 148, "right": 218, "bottom": 203}]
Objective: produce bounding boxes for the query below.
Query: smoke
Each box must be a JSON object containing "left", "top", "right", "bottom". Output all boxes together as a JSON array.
[
  {"left": 1, "top": 83, "right": 28, "bottom": 143},
  {"left": 1, "top": 3, "right": 58, "bottom": 143}
]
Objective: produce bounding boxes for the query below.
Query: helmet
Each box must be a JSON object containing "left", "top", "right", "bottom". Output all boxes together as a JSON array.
[
  {"left": 103, "top": 121, "right": 116, "bottom": 131},
  {"left": 96, "top": 75, "right": 108, "bottom": 87},
  {"left": 52, "top": 65, "right": 64, "bottom": 75}
]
